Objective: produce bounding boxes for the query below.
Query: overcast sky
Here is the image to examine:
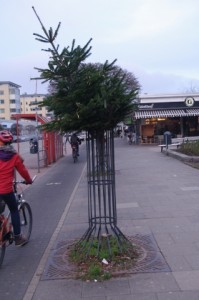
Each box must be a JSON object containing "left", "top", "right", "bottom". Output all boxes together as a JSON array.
[{"left": 1, "top": 0, "right": 199, "bottom": 95}]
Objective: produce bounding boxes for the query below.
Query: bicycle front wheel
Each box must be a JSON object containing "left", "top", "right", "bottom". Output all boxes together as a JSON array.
[
  {"left": 19, "top": 202, "right": 32, "bottom": 241},
  {"left": 0, "top": 243, "right": 6, "bottom": 267}
]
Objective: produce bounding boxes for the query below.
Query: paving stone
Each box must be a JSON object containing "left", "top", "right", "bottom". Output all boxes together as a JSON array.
[
  {"left": 163, "top": 254, "right": 192, "bottom": 272},
  {"left": 32, "top": 279, "right": 82, "bottom": 300},
  {"left": 170, "top": 232, "right": 199, "bottom": 243},
  {"left": 107, "top": 293, "right": 158, "bottom": 300},
  {"left": 184, "top": 253, "right": 199, "bottom": 270},
  {"left": 153, "top": 233, "right": 175, "bottom": 246},
  {"left": 173, "top": 270, "right": 199, "bottom": 290},
  {"left": 158, "top": 242, "right": 199, "bottom": 256},
  {"left": 82, "top": 278, "right": 131, "bottom": 297},
  {"left": 129, "top": 273, "right": 180, "bottom": 293},
  {"left": 157, "top": 290, "right": 199, "bottom": 300},
  {"left": 82, "top": 297, "right": 106, "bottom": 300},
  {"left": 117, "top": 202, "right": 139, "bottom": 208}
]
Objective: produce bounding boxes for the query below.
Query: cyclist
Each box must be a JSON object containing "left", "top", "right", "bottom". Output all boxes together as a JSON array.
[
  {"left": 0, "top": 130, "right": 32, "bottom": 246},
  {"left": 70, "top": 132, "right": 81, "bottom": 156}
]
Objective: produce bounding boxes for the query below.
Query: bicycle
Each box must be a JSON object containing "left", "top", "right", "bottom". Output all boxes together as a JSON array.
[{"left": 0, "top": 175, "right": 36, "bottom": 267}]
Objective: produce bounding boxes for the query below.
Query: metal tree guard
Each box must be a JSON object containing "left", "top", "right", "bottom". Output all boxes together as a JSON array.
[{"left": 78, "top": 129, "right": 132, "bottom": 258}]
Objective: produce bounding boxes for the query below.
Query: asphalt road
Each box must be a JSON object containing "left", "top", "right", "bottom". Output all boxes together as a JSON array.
[{"left": 0, "top": 145, "right": 87, "bottom": 300}]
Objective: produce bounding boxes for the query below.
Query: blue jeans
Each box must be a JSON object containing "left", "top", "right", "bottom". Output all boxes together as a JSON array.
[{"left": 0, "top": 192, "right": 20, "bottom": 236}]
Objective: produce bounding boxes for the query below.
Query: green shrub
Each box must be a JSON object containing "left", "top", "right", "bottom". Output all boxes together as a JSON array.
[
  {"left": 68, "top": 236, "right": 139, "bottom": 281},
  {"left": 178, "top": 140, "right": 199, "bottom": 156}
]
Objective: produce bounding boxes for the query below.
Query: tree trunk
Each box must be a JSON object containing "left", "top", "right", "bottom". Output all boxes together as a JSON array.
[{"left": 77, "top": 129, "right": 132, "bottom": 258}]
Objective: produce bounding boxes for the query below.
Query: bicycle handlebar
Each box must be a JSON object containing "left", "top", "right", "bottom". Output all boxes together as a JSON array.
[
  {"left": 14, "top": 175, "right": 37, "bottom": 185},
  {"left": 32, "top": 175, "right": 37, "bottom": 182}
]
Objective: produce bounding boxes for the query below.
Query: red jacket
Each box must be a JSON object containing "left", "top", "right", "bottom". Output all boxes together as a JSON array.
[{"left": 0, "top": 152, "right": 32, "bottom": 194}]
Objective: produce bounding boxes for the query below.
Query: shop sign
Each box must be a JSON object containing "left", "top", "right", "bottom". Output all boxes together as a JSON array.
[{"left": 138, "top": 104, "right": 154, "bottom": 109}]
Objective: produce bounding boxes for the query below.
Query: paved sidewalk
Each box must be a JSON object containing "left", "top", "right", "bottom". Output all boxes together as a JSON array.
[{"left": 24, "top": 138, "right": 199, "bottom": 300}]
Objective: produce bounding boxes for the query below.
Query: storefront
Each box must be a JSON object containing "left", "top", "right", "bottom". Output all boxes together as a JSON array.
[{"left": 133, "top": 93, "right": 199, "bottom": 144}]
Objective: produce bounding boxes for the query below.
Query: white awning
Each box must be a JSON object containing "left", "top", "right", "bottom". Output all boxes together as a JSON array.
[{"left": 134, "top": 109, "right": 199, "bottom": 119}]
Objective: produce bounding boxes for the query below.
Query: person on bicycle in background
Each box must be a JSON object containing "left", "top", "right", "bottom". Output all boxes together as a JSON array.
[
  {"left": 70, "top": 132, "right": 81, "bottom": 156},
  {"left": 0, "top": 130, "right": 32, "bottom": 246}
]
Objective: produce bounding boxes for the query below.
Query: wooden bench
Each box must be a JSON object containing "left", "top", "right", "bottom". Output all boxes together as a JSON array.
[{"left": 158, "top": 143, "right": 181, "bottom": 152}]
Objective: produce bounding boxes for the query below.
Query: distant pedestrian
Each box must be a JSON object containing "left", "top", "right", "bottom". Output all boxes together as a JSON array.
[
  {"left": 64, "top": 133, "right": 70, "bottom": 144},
  {"left": 132, "top": 132, "right": 136, "bottom": 143}
]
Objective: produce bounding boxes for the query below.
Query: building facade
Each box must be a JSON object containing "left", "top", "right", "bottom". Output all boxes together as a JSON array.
[
  {"left": 0, "top": 82, "right": 53, "bottom": 121},
  {"left": 134, "top": 93, "right": 199, "bottom": 143},
  {"left": 0, "top": 81, "right": 21, "bottom": 120},
  {"left": 20, "top": 93, "right": 53, "bottom": 119}
]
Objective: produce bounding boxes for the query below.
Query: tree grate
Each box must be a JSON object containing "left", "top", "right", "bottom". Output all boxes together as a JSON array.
[
  {"left": 41, "top": 233, "right": 170, "bottom": 281},
  {"left": 127, "top": 234, "right": 171, "bottom": 274}
]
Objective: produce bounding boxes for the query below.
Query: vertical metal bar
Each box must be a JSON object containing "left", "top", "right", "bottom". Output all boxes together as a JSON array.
[
  {"left": 86, "top": 131, "right": 91, "bottom": 227},
  {"left": 16, "top": 116, "right": 20, "bottom": 153},
  {"left": 82, "top": 128, "right": 130, "bottom": 257},
  {"left": 92, "top": 132, "right": 97, "bottom": 226},
  {"left": 35, "top": 110, "right": 40, "bottom": 173}
]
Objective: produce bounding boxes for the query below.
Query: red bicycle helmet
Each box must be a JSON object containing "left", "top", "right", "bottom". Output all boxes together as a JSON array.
[{"left": 0, "top": 130, "right": 13, "bottom": 143}]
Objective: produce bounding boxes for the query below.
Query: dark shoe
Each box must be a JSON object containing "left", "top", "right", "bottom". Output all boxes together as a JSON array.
[{"left": 15, "top": 234, "right": 28, "bottom": 247}]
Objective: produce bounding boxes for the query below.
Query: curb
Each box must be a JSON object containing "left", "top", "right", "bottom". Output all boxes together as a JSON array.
[{"left": 162, "top": 149, "right": 199, "bottom": 162}]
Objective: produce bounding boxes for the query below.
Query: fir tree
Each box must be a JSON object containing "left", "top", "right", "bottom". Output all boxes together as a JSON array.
[
  {"left": 32, "top": 7, "right": 140, "bottom": 132},
  {"left": 32, "top": 7, "right": 141, "bottom": 265}
]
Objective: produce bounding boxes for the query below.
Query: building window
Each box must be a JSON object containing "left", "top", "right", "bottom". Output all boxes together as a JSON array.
[
  {"left": 9, "top": 88, "right": 15, "bottom": 94},
  {"left": 30, "top": 101, "right": 38, "bottom": 105},
  {"left": 10, "top": 99, "right": 16, "bottom": 104},
  {"left": 0, "top": 108, "right": 5, "bottom": 113},
  {"left": 31, "top": 107, "right": 42, "bottom": 111},
  {"left": 0, "top": 99, "right": 4, "bottom": 104},
  {"left": 10, "top": 108, "right": 16, "bottom": 112},
  {"left": 0, "top": 91, "right": 4, "bottom": 95}
]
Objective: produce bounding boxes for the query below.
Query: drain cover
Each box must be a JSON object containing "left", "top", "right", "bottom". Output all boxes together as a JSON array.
[{"left": 42, "top": 234, "right": 170, "bottom": 280}]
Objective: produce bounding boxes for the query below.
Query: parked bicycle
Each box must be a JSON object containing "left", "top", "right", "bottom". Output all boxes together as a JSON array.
[{"left": 0, "top": 175, "right": 36, "bottom": 267}]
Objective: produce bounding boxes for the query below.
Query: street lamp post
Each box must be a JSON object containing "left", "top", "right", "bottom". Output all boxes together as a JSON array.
[
  {"left": 30, "top": 79, "right": 40, "bottom": 173},
  {"left": 16, "top": 115, "right": 20, "bottom": 153},
  {"left": 35, "top": 108, "right": 40, "bottom": 173}
]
